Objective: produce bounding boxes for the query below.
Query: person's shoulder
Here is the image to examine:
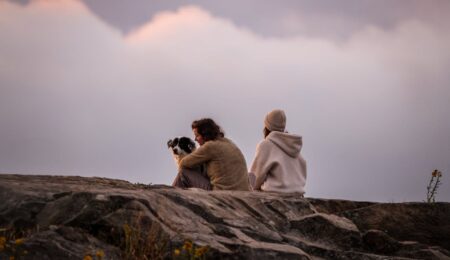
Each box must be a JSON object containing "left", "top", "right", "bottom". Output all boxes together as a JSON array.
[
  {"left": 214, "top": 137, "right": 233, "bottom": 146},
  {"left": 220, "top": 137, "right": 232, "bottom": 143},
  {"left": 222, "top": 137, "right": 243, "bottom": 150},
  {"left": 256, "top": 138, "right": 273, "bottom": 150},
  {"left": 202, "top": 138, "right": 225, "bottom": 149}
]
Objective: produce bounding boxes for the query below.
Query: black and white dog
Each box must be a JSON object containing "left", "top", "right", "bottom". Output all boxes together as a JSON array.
[
  {"left": 168, "top": 136, "right": 210, "bottom": 189},
  {"left": 167, "top": 136, "right": 196, "bottom": 168}
]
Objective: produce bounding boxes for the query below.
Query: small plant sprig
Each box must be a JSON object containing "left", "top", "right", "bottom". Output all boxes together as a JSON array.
[
  {"left": 0, "top": 227, "right": 29, "bottom": 259},
  {"left": 173, "top": 240, "right": 208, "bottom": 260},
  {"left": 83, "top": 249, "right": 105, "bottom": 260},
  {"left": 121, "top": 216, "right": 169, "bottom": 260},
  {"left": 426, "top": 169, "right": 443, "bottom": 203}
]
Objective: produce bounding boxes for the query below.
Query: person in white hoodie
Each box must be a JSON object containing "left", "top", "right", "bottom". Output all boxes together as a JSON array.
[{"left": 249, "top": 109, "right": 307, "bottom": 194}]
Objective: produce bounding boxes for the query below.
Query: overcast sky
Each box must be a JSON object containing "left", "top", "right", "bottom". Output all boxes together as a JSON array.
[{"left": 1, "top": 0, "right": 449, "bottom": 202}]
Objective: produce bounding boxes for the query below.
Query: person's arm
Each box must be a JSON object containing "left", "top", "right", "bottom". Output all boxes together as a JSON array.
[
  {"left": 180, "top": 142, "right": 213, "bottom": 169},
  {"left": 249, "top": 141, "right": 273, "bottom": 190}
]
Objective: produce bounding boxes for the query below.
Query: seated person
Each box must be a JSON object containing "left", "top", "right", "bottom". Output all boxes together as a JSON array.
[
  {"left": 249, "top": 109, "right": 307, "bottom": 194},
  {"left": 169, "top": 137, "right": 211, "bottom": 190},
  {"left": 179, "top": 118, "right": 251, "bottom": 191},
  {"left": 172, "top": 165, "right": 211, "bottom": 190}
]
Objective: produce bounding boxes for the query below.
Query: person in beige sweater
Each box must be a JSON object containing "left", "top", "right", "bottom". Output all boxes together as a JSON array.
[
  {"left": 249, "top": 109, "right": 307, "bottom": 194},
  {"left": 179, "top": 118, "right": 251, "bottom": 191}
]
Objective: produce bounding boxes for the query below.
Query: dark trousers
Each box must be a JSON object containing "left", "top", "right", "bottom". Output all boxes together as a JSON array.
[{"left": 172, "top": 166, "right": 212, "bottom": 190}]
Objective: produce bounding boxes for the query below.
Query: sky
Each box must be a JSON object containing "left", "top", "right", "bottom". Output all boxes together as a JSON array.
[{"left": 1, "top": 0, "right": 449, "bottom": 202}]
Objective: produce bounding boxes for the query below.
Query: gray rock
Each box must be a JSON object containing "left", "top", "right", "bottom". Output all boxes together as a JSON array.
[
  {"left": 362, "top": 229, "right": 401, "bottom": 254},
  {"left": 4, "top": 226, "right": 122, "bottom": 260},
  {"left": 0, "top": 174, "right": 449, "bottom": 259}
]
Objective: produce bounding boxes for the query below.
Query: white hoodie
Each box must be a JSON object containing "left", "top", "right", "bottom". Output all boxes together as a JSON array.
[{"left": 250, "top": 131, "right": 307, "bottom": 194}]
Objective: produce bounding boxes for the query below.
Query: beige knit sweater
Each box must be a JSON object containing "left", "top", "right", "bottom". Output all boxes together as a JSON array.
[
  {"left": 250, "top": 131, "right": 307, "bottom": 194},
  {"left": 180, "top": 137, "right": 251, "bottom": 191}
]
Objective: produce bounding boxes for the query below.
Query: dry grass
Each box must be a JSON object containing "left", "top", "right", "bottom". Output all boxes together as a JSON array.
[{"left": 427, "top": 169, "right": 443, "bottom": 203}]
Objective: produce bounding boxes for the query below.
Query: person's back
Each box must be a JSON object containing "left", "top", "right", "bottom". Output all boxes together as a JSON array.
[
  {"left": 249, "top": 109, "right": 307, "bottom": 194},
  {"left": 199, "top": 137, "right": 249, "bottom": 190},
  {"left": 251, "top": 131, "right": 306, "bottom": 193},
  {"left": 179, "top": 118, "right": 250, "bottom": 191}
]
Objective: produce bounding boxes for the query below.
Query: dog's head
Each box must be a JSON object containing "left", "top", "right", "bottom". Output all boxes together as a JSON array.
[{"left": 167, "top": 136, "right": 196, "bottom": 157}]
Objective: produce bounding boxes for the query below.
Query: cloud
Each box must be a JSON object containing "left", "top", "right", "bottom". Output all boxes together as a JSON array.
[
  {"left": 79, "top": 0, "right": 450, "bottom": 40},
  {"left": 1, "top": 0, "right": 449, "bottom": 201}
]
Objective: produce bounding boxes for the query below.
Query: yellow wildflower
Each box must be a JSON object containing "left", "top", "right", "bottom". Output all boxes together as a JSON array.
[
  {"left": 83, "top": 255, "right": 93, "bottom": 260},
  {"left": 15, "top": 238, "right": 25, "bottom": 245},
  {"left": 182, "top": 240, "right": 193, "bottom": 252},
  {"left": 96, "top": 250, "right": 105, "bottom": 259},
  {"left": 0, "top": 236, "right": 6, "bottom": 251},
  {"left": 174, "top": 249, "right": 181, "bottom": 256},
  {"left": 195, "top": 246, "right": 208, "bottom": 257},
  {"left": 432, "top": 170, "right": 438, "bottom": 177}
]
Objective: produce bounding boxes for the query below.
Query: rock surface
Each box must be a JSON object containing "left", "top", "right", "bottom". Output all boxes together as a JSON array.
[{"left": 0, "top": 174, "right": 449, "bottom": 259}]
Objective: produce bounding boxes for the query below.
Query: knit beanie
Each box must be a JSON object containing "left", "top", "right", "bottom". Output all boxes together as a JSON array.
[{"left": 264, "top": 109, "right": 286, "bottom": 132}]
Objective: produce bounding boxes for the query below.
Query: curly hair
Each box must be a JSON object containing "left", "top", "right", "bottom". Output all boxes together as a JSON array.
[{"left": 191, "top": 118, "right": 224, "bottom": 142}]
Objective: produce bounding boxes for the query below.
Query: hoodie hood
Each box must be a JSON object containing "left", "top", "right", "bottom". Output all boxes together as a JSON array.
[{"left": 267, "top": 131, "right": 302, "bottom": 157}]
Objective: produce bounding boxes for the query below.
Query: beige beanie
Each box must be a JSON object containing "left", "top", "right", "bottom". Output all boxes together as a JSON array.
[{"left": 264, "top": 109, "right": 286, "bottom": 132}]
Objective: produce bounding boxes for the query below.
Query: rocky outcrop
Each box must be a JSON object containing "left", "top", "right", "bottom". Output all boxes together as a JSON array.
[{"left": 0, "top": 174, "right": 449, "bottom": 259}]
